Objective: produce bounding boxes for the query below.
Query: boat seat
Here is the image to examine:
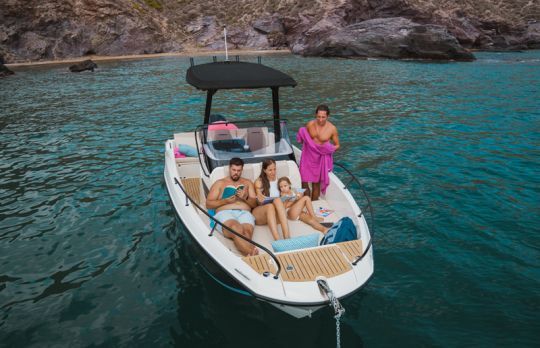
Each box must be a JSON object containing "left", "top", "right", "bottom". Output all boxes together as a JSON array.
[
  {"left": 174, "top": 132, "right": 197, "bottom": 148},
  {"left": 246, "top": 127, "right": 269, "bottom": 152},
  {"left": 207, "top": 127, "right": 248, "bottom": 143},
  {"left": 209, "top": 162, "right": 262, "bottom": 186},
  {"left": 195, "top": 211, "right": 244, "bottom": 256},
  {"left": 251, "top": 197, "right": 341, "bottom": 250},
  {"left": 207, "top": 129, "right": 234, "bottom": 142},
  {"left": 274, "top": 160, "right": 301, "bottom": 189},
  {"left": 209, "top": 160, "right": 300, "bottom": 187},
  {"left": 252, "top": 220, "right": 324, "bottom": 251},
  {"left": 174, "top": 132, "right": 201, "bottom": 164}
]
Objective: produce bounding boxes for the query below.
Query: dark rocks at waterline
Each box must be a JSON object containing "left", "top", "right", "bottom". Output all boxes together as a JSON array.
[
  {"left": 296, "top": 17, "right": 475, "bottom": 61},
  {"left": 69, "top": 60, "right": 97, "bottom": 72},
  {"left": 0, "top": 63, "right": 15, "bottom": 77},
  {"left": 524, "top": 22, "right": 540, "bottom": 49}
]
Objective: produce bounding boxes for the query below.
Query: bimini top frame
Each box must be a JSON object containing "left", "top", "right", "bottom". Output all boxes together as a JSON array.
[{"left": 185, "top": 60, "right": 297, "bottom": 127}]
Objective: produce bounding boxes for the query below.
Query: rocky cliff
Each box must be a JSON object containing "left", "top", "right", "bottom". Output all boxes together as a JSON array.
[{"left": 1, "top": 0, "right": 539, "bottom": 63}]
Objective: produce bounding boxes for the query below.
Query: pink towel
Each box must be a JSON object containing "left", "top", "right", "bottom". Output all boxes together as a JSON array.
[{"left": 296, "top": 127, "right": 336, "bottom": 194}]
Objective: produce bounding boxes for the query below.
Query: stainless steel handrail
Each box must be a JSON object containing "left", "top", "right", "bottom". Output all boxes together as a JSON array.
[
  {"left": 173, "top": 177, "right": 282, "bottom": 279},
  {"left": 333, "top": 162, "right": 375, "bottom": 266},
  {"left": 194, "top": 130, "right": 211, "bottom": 177}
]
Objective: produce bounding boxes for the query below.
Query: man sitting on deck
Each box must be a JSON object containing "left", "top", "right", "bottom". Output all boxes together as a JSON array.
[{"left": 206, "top": 157, "right": 259, "bottom": 256}]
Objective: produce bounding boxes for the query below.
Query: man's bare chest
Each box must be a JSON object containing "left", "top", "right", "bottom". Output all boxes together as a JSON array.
[{"left": 308, "top": 125, "right": 333, "bottom": 143}]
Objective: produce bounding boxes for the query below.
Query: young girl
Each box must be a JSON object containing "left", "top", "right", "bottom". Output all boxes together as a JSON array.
[{"left": 277, "top": 177, "right": 328, "bottom": 234}]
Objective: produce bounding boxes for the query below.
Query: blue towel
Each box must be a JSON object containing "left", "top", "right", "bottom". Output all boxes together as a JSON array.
[
  {"left": 272, "top": 233, "right": 319, "bottom": 252},
  {"left": 178, "top": 144, "right": 198, "bottom": 157},
  {"left": 209, "top": 209, "right": 216, "bottom": 228}
]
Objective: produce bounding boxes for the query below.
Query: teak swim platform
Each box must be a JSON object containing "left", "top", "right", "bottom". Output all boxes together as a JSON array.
[{"left": 243, "top": 240, "right": 363, "bottom": 282}]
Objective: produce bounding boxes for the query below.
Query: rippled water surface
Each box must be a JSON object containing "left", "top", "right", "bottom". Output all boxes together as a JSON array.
[{"left": 1, "top": 51, "right": 539, "bottom": 347}]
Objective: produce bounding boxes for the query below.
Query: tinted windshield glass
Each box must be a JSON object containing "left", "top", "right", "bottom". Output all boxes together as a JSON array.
[{"left": 197, "top": 119, "right": 293, "bottom": 167}]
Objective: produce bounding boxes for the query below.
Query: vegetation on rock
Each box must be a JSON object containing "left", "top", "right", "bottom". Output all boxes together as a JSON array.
[{"left": 142, "top": 0, "right": 162, "bottom": 10}]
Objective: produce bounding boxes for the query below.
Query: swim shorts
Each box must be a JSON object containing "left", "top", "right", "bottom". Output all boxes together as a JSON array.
[{"left": 214, "top": 209, "right": 255, "bottom": 232}]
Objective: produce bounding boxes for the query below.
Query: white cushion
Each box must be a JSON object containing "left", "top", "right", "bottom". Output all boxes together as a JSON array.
[
  {"left": 275, "top": 160, "right": 301, "bottom": 188},
  {"left": 209, "top": 162, "right": 261, "bottom": 186},
  {"left": 174, "top": 132, "right": 198, "bottom": 148},
  {"left": 208, "top": 160, "right": 300, "bottom": 188}
]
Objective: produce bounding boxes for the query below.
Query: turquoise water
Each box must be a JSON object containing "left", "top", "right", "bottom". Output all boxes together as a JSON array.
[{"left": 1, "top": 51, "right": 539, "bottom": 347}]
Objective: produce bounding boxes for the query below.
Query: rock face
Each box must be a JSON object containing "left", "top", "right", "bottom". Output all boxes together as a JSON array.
[
  {"left": 0, "top": 0, "right": 539, "bottom": 63},
  {"left": 0, "top": 0, "right": 182, "bottom": 63},
  {"left": 298, "top": 17, "right": 475, "bottom": 61},
  {"left": 253, "top": 15, "right": 287, "bottom": 48},
  {"left": 69, "top": 59, "right": 98, "bottom": 72}
]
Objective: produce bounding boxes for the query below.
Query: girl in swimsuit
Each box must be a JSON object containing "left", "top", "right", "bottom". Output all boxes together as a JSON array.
[{"left": 278, "top": 177, "right": 328, "bottom": 234}]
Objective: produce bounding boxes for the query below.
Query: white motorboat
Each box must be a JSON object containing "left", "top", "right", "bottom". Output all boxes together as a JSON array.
[{"left": 164, "top": 58, "right": 374, "bottom": 318}]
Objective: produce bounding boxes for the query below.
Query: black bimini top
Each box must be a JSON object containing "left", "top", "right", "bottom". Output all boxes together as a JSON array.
[{"left": 186, "top": 61, "right": 297, "bottom": 90}]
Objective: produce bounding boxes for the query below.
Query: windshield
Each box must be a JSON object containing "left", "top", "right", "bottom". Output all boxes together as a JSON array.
[{"left": 196, "top": 119, "right": 293, "bottom": 168}]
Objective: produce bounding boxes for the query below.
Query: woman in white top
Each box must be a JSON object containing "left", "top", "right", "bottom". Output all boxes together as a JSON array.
[{"left": 252, "top": 159, "right": 291, "bottom": 240}]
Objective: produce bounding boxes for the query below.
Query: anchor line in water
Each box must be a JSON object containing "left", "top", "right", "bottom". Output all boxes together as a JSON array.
[{"left": 317, "top": 278, "right": 345, "bottom": 348}]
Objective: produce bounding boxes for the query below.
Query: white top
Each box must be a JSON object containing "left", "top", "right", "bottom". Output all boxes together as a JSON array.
[{"left": 269, "top": 179, "right": 280, "bottom": 197}]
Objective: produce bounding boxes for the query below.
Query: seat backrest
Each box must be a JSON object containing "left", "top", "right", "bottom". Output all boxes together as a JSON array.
[
  {"left": 275, "top": 160, "right": 302, "bottom": 189},
  {"left": 246, "top": 127, "right": 268, "bottom": 152},
  {"left": 207, "top": 129, "right": 234, "bottom": 142},
  {"left": 174, "top": 132, "right": 197, "bottom": 148},
  {"left": 248, "top": 160, "right": 301, "bottom": 191},
  {"left": 208, "top": 161, "right": 299, "bottom": 189},
  {"left": 209, "top": 163, "right": 262, "bottom": 186}
]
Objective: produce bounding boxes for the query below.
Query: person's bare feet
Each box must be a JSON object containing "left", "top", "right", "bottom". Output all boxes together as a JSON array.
[{"left": 247, "top": 247, "right": 259, "bottom": 256}]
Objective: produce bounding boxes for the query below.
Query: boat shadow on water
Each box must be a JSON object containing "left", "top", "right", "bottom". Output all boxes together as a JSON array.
[{"left": 168, "top": 215, "right": 365, "bottom": 348}]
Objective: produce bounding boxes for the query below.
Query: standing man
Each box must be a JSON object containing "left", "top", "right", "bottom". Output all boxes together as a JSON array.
[
  {"left": 297, "top": 104, "right": 340, "bottom": 201},
  {"left": 206, "top": 157, "right": 259, "bottom": 256}
]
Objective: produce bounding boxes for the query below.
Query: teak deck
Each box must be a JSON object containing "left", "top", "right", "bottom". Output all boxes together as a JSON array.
[
  {"left": 181, "top": 178, "right": 202, "bottom": 206},
  {"left": 243, "top": 240, "right": 363, "bottom": 282}
]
